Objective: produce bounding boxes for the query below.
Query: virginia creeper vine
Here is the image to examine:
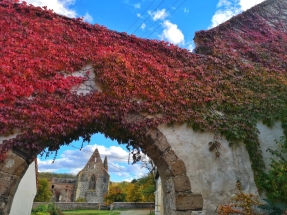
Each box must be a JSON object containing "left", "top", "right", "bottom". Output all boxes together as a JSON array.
[{"left": 1, "top": 0, "right": 287, "bottom": 189}]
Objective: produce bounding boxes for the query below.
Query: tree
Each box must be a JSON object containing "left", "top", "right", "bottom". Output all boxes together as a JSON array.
[
  {"left": 34, "top": 178, "right": 52, "bottom": 202},
  {"left": 104, "top": 183, "right": 126, "bottom": 204},
  {"left": 126, "top": 183, "right": 143, "bottom": 202}
]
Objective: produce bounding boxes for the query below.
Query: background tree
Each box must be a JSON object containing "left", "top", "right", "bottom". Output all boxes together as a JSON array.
[
  {"left": 137, "top": 174, "right": 156, "bottom": 202},
  {"left": 126, "top": 183, "right": 143, "bottom": 202},
  {"left": 34, "top": 178, "right": 52, "bottom": 202},
  {"left": 104, "top": 183, "right": 126, "bottom": 204},
  {"left": 104, "top": 174, "right": 155, "bottom": 204}
]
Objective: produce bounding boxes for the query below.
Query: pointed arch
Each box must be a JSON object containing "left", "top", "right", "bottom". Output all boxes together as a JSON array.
[{"left": 89, "top": 174, "right": 96, "bottom": 190}]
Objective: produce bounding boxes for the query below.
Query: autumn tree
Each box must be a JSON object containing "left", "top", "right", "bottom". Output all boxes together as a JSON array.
[
  {"left": 137, "top": 174, "right": 156, "bottom": 202},
  {"left": 34, "top": 178, "right": 52, "bottom": 202},
  {"left": 104, "top": 183, "right": 126, "bottom": 204},
  {"left": 126, "top": 183, "right": 143, "bottom": 202}
]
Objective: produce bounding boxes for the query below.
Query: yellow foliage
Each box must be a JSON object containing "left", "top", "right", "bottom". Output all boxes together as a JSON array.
[{"left": 217, "top": 182, "right": 261, "bottom": 215}]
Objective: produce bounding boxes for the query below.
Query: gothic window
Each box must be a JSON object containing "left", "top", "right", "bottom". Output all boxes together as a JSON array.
[
  {"left": 94, "top": 164, "right": 96, "bottom": 169},
  {"left": 89, "top": 174, "right": 96, "bottom": 190},
  {"left": 95, "top": 158, "right": 97, "bottom": 162}
]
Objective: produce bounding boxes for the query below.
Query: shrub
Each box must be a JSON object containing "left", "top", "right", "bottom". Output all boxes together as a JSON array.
[
  {"left": 258, "top": 137, "right": 287, "bottom": 203},
  {"left": 31, "top": 203, "right": 64, "bottom": 215},
  {"left": 217, "top": 181, "right": 261, "bottom": 215}
]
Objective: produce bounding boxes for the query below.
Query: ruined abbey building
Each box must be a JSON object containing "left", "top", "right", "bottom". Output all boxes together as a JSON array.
[{"left": 51, "top": 149, "right": 110, "bottom": 203}]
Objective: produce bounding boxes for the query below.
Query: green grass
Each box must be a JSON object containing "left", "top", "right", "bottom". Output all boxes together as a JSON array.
[{"left": 63, "top": 210, "right": 120, "bottom": 215}]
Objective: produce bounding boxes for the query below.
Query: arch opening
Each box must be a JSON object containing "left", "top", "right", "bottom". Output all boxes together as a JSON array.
[
  {"left": 0, "top": 113, "right": 202, "bottom": 215},
  {"left": 89, "top": 174, "right": 96, "bottom": 190}
]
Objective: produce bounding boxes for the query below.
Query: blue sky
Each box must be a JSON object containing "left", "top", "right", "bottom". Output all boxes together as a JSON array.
[{"left": 23, "top": 0, "right": 265, "bottom": 181}]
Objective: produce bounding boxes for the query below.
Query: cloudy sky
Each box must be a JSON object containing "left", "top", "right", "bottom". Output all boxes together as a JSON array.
[{"left": 22, "top": 0, "right": 266, "bottom": 181}]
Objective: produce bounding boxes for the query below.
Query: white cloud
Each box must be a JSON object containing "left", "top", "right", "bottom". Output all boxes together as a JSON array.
[
  {"left": 217, "top": 0, "right": 232, "bottom": 7},
  {"left": 134, "top": 3, "right": 141, "bottom": 9},
  {"left": 183, "top": 8, "right": 189, "bottom": 13},
  {"left": 239, "top": 0, "right": 265, "bottom": 11},
  {"left": 83, "top": 12, "right": 93, "bottom": 23},
  {"left": 160, "top": 20, "right": 184, "bottom": 45},
  {"left": 210, "top": 7, "right": 240, "bottom": 28},
  {"left": 210, "top": 0, "right": 265, "bottom": 28},
  {"left": 137, "top": 13, "right": 141, "bottom": 18},
  {"left": 38, "top": 144, "right": 148, "bottom": 180},
  {"left": 188, "top": 43, "right": 195, "bottom": 52},
  {"left": 21, "top": 0, "right": 76, "bottom": 17},
  {"left": 141, "top": 23, "right": 146, "bottom": 30},
  {"left": 149, "top": 9, "right": 168, "bottom": 21}
]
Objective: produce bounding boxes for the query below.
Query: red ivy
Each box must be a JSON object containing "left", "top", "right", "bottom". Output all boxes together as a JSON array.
[{"left": 0, "top": 0, "right": 287, "bottom": 170}]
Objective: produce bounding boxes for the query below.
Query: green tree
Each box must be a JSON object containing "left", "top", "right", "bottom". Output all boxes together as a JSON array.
[
  {"left": 258, "top": 137, "right": 287, "bottom": 203},
  {"left": 104, "top": 183, "right": 126, "bottom": 204},
  {"left": 136, "top": 174, "right": 155, "bottom": 202},
  {"left": 34, "top": 178, "right": 52, "bottom": 202},
  {"left": 126, "top": 183, "right": 143, "bottom": 202}
]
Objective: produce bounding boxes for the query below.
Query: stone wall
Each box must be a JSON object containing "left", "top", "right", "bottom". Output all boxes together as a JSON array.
[
  {"left": 9, "top": 161, "right": 37, "bottom": 215},
  {"left": 110, "top": 202, "right": 155, "bottom": 210},
  {"left": 74, "top": 149, "right": 109, "bottom": 203},
  {"left": 33, "top": 202, "right": 100, "bottom": 211},
  {"left": 51, "top": 178, "right": 76, "bottom": 202},
  {"left": 159, "top": 122, "right": 283, "bottom": 214}
]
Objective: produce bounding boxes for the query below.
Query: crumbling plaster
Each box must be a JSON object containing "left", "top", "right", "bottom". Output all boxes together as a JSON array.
[{"left": 158, "top": 121, "right": 283, "bottom": 214}]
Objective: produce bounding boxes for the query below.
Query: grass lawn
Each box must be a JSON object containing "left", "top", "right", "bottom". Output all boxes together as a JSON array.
[{"left": 63, "top": 210, "right": 120, "bottom": 215}]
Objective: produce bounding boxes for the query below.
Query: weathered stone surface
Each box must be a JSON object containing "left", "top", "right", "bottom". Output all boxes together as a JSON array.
[
  {"left": 0, "top": 151, "right": 28, "bottom": 176},
  {"left": 175, "top": 194, "right": 203, "bottom": 211},
  {"left": 0, "top": 171, "right": 20, "bottom": 215},
  {"left": 171, "top": 159, "right": 186, "bottom": 176},
  {"left": 173, "top": 175, "right": 191, "bottom": 192},
  {"left": 175, "top": 211, "right": 206, "bottom": 215},
  {"left": 155, "top": 136, "right": 170, "bottom": 153},
  {"left": 110, "top": 202, "right": 154, "bottom": 210},
  {"left": 162, "top": 150, "right": 178, "bottom": 166},
  {"left": 164, "top": 178, "right": 175, "bottom": 193},
  {"left": 0, "top": 172, "right": 19, "bottom": 196},
  {"left": 50, "top": 149, "right": 109, "bottom": 204},
  {"left": 146, "top": 129, "right": 163, "bottom": 143},
  {"left": 33, "top": 202, "right": 101, "bottom": 210},
  {"left": 154, "top": 157, "right": 172, "bottom": 179},
  {"left": 145, "top": 144, "right": 161, "bottom": 158},
  {"left": 159, "top": 123, "right": 258, "bottom": 213}
]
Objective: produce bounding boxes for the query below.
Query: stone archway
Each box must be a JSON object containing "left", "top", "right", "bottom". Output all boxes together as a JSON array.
[{"left": 0, "top": 112, "right": 203, "bottom": 215}]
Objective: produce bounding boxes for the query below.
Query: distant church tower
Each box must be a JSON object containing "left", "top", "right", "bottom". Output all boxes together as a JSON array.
[{"left": 74, "top": 149, "right": 110, "bottom": 203}]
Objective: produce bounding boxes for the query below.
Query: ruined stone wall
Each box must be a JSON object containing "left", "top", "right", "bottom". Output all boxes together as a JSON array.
[
  {"left": 9, "top": 161, "right": 37, "bottom": 215},
  {"left": 33, "top": 202, "right": 100, "bottom": 211},
  {"left": 158, "top": 122, "right": 283, "bottom": 214},
  {"left": 74, "top": 171, "right": 89, "bottom": 201},
  {"left": 51, "top": 180, "right": 76, "bottom": 202},
  {"left": 110, "top": 202, "right": 155, "bottom": 210},
  {"left": 74, "top": 149, "right": 109, "bottom": 203}
]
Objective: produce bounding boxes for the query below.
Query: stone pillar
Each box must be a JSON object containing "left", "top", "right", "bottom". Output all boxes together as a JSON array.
[{"left": 0, "top": 148, "right": 34, "bottom": 215}]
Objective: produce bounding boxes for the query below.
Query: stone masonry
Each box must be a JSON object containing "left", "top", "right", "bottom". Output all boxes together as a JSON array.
[{"left": 51, "top": 149, "right": 109, "bottom": 203}]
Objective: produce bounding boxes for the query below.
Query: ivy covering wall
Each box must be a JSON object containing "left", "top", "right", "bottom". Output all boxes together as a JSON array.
[{"left": 1, "top": 0, "right": 287, "bottom": 189}]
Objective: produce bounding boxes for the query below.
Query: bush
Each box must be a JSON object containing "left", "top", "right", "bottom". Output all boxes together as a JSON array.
[
  {"left": 31, "top": 204, "right": 48, "bottom": 214},
  {"left": 31, "top": 203, "right": 64, "bottom": 215},
  {"left": 258, "top": 137, "right": 287, "bottom": 203}
]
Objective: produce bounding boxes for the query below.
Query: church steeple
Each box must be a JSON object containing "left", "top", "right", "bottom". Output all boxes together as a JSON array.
[{"left": 103, "top": 156, "right": 108, "bottom": 171}]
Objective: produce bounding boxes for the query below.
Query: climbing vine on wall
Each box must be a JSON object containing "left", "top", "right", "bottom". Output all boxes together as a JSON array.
[{"left": 1, "top": 0, "right": 287, "bottom": 189}]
